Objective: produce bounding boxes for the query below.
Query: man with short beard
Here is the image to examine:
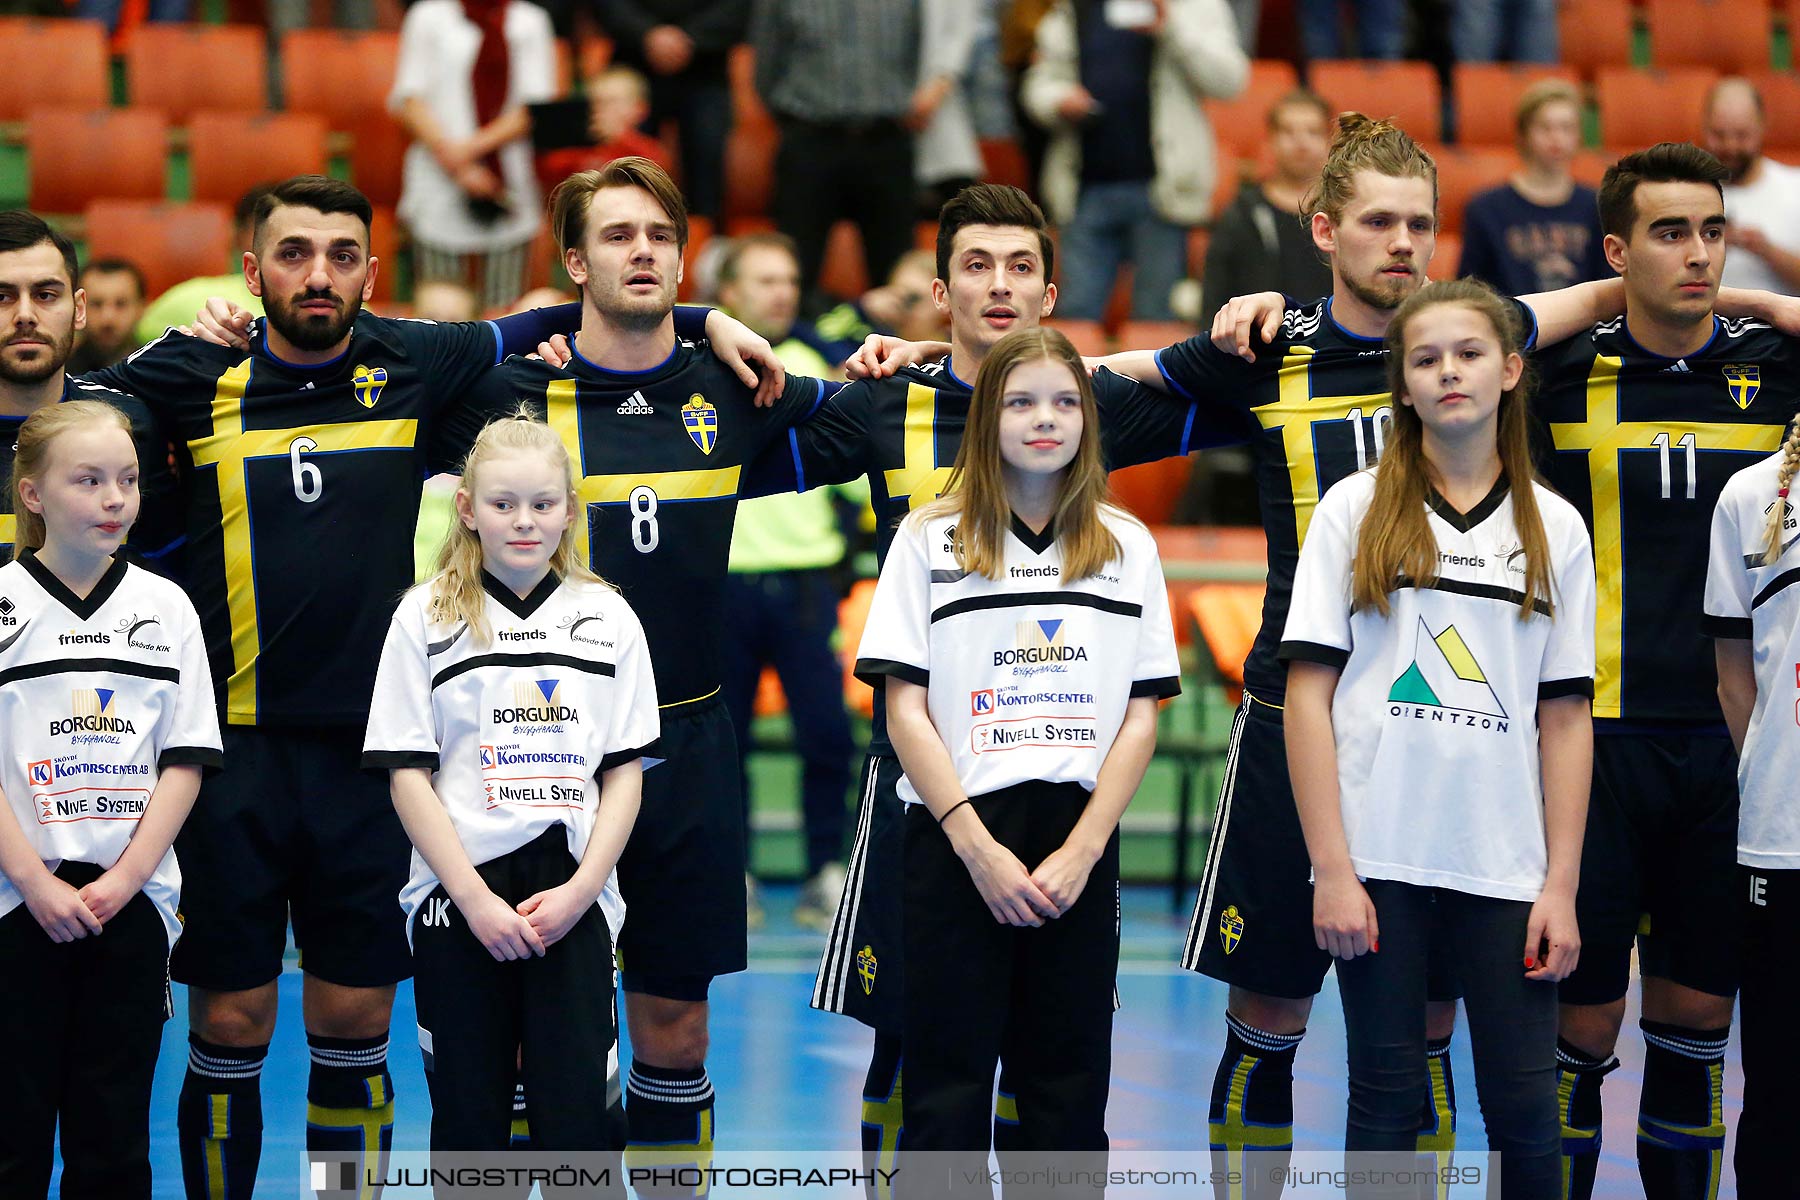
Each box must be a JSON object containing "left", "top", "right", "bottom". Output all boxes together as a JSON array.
[
  {"left": 0, "top": 212, "right": 176, "bottom": 561},
  {"left": 80, "top": 172, "right": 780, "bottom": 1200},
  {"left": 1702, "top": 77, "right": 1800, "bottom": 296},
  {"left": 68, "top": 259, "right": 147, "bottom": 373}
]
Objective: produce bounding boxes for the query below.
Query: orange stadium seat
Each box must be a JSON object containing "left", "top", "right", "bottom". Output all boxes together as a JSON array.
[
  {"left": 84, "top": 200, "right": 231, "bottom": 298},
  {"left": 1205, "top": 59, "right": 1302, "bottom": 161},
  {"left": 188, "top": 110, "right": 329, "bottom": 205},
  {"left": 0, "top": 18, "right": 109, "bottom": 123},
  {"left": 1596, "top": 67, "right": 1717, "bottom": 149},
  {"left": 127, "top": 24, "right": 267, "bottom": 120},
  {"left": 1647, "top": 0, "right": 1772, "bottom": 73},
  {"left": 818, "top": 221, "right": 869, "bottom": 300},
  {"left": 1557, "top": 0, "right": 1635, "bottom": 77},
  {"left": 1433, "top": 230, "right": 1462, "bottom": 280},
  {"left": 279, "top": 29, "right": 399, "bottom": 129},
  {"left": 346, "top": 114, "right": 408, "bottom": 209},
  {"left": 27, "top": 107, "right": 167, "bottom": 213},
  {"left": 1450, "top": 64, "right": 1578, "bottom": 145},
  {"left": 678, "top": 215, "right": 714, "bottom": 302},
  {"left": 1187, "top": 583, "right": 1265, "bottom": 706},
  {"left": 979, "top": 137, "right": 1032, "bottom": 191},
  {"left": 838, "top": 579, "right": 877, "bottom": 719},
  {"left": 1118, "top": 320, "right": 1199, "bottom": 353},
  {"left": 1748, "top": 71, "right": 1800, "bottom": 154},
  {"left": 1044, "top": 319, "right": 1111, "bottom": 356},
  {"left": 369, "top": 204, "right": 400, "bottom": 303},
  {"left": 1308, "top": 60, "right": 1443, "bottom": 142},
  {"left": 724, "top": 122, "right": 777, "bottom": 223},
  {"left": 1110, "top": 457, "right": 1192, "bottom": 525},
  {"left": 1430, "top": 145, "right": 1518, "bottom": 234},
  {"left": 729, "top": 43, "right": 772, "bottom": 132}
]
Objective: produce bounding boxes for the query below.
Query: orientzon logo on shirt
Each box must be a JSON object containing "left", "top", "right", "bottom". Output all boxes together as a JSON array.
[
  {"left": 1385, "top": 618, "right": 1511, "bottom": 733},
  {"left": 492, "top": 679, "right": 580, "bottom": 728}
]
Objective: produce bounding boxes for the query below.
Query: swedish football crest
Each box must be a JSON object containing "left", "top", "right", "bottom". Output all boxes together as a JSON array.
[
  {"left": 681, "top": 394, "right": 718, "bottom": 455},
  {"left": 1218, "top": 904, "right": 1244, "bottom": 955},
  {"left": 856, "top": 944, "right": 878, "bottom": 995},
  {"left": 352, "top": 364, "right": 388, "bottom": 409},
  {"left": 1724, "top": 363, "right": 1761, "bottom": 410}
]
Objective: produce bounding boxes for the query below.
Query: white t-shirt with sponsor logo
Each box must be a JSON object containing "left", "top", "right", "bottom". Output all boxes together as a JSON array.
[
  {"left": 854, "top": 506, "right": 1181, "bottom": 806},
  {"left": 1703, "top": 450, "right": 1800, "bottom": 868},
  {"left": 363, "top": 571, "right": 659, "bottom": 945},
  {"left": 1280, "top": 470, "right": 1596, "bottom": 902},
  {"left": 0, "top": 553, "right": 221, "bottom": 947}
]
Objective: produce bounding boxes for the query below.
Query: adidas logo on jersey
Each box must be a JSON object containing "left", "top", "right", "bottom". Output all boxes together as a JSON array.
[{"left": 617, "top": 391, "right": 654, "bottom": 415}]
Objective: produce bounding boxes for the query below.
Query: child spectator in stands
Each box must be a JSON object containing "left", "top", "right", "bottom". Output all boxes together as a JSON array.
[
  {"left": 1459, "top": 80, "right": 1610, "bottom": 296},
  {"left": 534, "top": 66, "right": 671, "bottom": 195}
]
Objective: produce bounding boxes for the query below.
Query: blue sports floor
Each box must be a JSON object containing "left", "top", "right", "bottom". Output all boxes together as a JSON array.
[{"left": 60, "top": 885, "right": 1739, "bottom": 1197}]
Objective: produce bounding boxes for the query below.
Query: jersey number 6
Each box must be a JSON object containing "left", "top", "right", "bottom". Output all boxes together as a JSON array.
[{"left": 290, "top": 436, "right": 323, "bottom": 503}]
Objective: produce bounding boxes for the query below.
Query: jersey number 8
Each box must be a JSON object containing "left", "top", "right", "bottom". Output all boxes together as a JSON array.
[{"left": 629, "top": 485, "right": 659, "bottom": 552}]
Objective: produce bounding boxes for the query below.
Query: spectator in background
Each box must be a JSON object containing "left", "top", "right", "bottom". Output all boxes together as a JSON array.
[
  {"left": 592, "top": 0, "right": 746, "bottom": 227},
  {"left": 810, "top": 248, "right": 947, "bottom": 364},
  {"left": 1450, "top": 0, "right": 1558, "bottom": 63},
  {"left": 1704, "top": 77, "right": 1800, "bottom": 296},
  {"left": 1459, "top": 79, "right": 1609, "bottom": 295},
  {"left": 534, "top": 64, "right": 671, "bottom": 193},
  {"left": 1024, "top": 0, "right": 1248, "bottom": 322},
  {"left": 411, "top": 280, "right": 481, "bottom": 323},
  {"left": 73, "top": 0, "right": 187, "bottom": 35},
  {"left": 913, "top": 0, "right": 984, "bottom": 215},
  {"left": 390, "top": 0, "right": 556, "bottom": 311},
  {"left": 714, "top": 234, "right": 865, "bottom": 930},
  {"left": 68, "top": 259, "right": 147, "bottom": 375},
  {"left": 752, "top": 0, "right": 923, "bottom": 309},
  {"left": 135, "top": 185, "right": 269, "bottom": 347},
  {"left": 1201, "top": 88, "right": 1333, "bottom": 321},
  {"left": 1299, "top": 0, "right": 1402, "bottom": 59}
]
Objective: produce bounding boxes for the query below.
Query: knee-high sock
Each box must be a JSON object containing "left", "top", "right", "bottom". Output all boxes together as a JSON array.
[
  {"left": 178, "top": 1035, "right": 266, "bottom": 1200},
  {"left": 1208, "top": 1014, "right": 1303, "bottom": 1199},
  {"left": 860, "top": 1033, "right": 903, "bottom": 1200},
  {"left": 1416, "top": 1033, "right": 1459, "bottom": 1198},
  {"left": 1556, "top": 1038, "right": 1620, "bottom": 1200},
  {"left": 1636, "top": 1021, "right": 1729, "bottom": 1200},
  {"left": 993, "top": 1065, "right": 1019, "bottom": 1152},
  {"left": 625, "top": 1061, "right": 715, "bottom": 1196},
  {"left": 305, "top": 1033, "right": 394, "bottom": 1200}
]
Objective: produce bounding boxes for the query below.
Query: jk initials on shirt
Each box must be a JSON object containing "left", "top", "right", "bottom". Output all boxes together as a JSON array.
[{"left": 421, "top": 896, "right": 452, "bottom": 928}]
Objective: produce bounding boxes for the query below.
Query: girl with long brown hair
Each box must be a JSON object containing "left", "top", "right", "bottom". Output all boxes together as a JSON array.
[
  {"left": 364, "top": 411, "right": 658, "bottom": 1156},
  {"left": 1281, "top": 280, "right": 1595, "bottom": 1198},
  {"left": 854, "top": 327, "right": 1180, "bottom": 1153}
]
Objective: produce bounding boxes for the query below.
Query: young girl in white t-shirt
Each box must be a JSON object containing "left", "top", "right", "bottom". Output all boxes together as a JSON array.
[
  {"left": 856, "top": 327, "right": 1181, "bottom": 1155},
  {"left": 364, "top": 412, "right": 657, "bottom": 1155},
  {"left": 0, "top": 401, "right": 220, "bottom": 1198},
  {"left": 1281, "top": 280, "right": 1595, "bottom": 1198},
  {"left": 1702, "top": 426, "right": 1800, "bottom": 1195}
]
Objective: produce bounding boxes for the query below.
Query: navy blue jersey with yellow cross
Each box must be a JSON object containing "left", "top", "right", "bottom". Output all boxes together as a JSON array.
[
  {"left": 743, "top": 354, "right": 1228, "bottom": 753},
  {"left": 505, "top": 339, "right": 828, "bottom": 708},
  {"left": 1533, "top": 314, "right": 1800, "bottom": 722},
  {"left": 1152, "top": 298, "right": 1547, "bottom": 705},
  {"left": 88, "top": 311, "right": 517, "bottom": 726}
]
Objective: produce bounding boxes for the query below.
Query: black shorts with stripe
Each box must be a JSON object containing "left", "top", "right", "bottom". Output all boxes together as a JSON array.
[
  {"left": 812, "top": 753, "right": 905, "bottom": 1034},
  {"left": 170, "top": 725, "right": 413, "bottom": 990},
  {"left": 1182, "top": 693, "right": 1334, "bottom": 999},
  {"left": 1560, "top": 728, "right": 1742, "bottom": 1005},
  {"left": 615, "top": 697, "right": 748, "bottom": 986}
]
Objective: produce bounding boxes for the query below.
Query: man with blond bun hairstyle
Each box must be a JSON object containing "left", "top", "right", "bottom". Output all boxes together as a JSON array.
[
  {"left": 1460, "top": 78, "right": 1610, "bottom": 295},
  {"left": 501, "top": 157, "right": 831, "bottom": 1174},
  {"left": 1702, "top": 76, "right": 1800, "bottom": 296}
]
